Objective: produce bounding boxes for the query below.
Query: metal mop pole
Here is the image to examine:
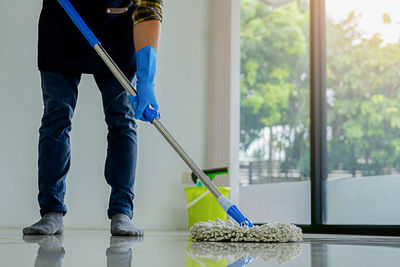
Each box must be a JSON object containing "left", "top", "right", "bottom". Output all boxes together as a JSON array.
[{"left": 57, "top": 0, "right": 253, "bottom": 227}]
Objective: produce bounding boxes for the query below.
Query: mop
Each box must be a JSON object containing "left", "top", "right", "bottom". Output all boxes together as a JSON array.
[
  {"left": 57, "top": 0, "right": 303, "bottom": 243},
  {"left": 190, "top": 219, "right": 302, "bottom": 242}
]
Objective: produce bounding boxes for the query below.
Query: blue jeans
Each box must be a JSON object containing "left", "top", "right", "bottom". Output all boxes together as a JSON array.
[{"left": 38, "top": 72, "right": 137, "bottom": 219}]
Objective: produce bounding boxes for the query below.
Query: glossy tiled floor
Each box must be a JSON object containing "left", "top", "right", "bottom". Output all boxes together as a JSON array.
[{"left": 1, "top": 229, "right": 400, "bottom": 267}]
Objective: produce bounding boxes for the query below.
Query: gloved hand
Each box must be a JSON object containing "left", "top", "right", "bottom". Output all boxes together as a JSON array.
[
  {"left": 128, "top": 95, "right": 160, "bottom": 122},
  {"left": 129, "top": 45, "right": 160, "bottom": 122}
]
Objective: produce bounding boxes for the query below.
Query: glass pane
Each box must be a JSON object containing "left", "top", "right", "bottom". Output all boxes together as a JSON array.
[
  {"left": 239, "top": 0, "right": 311, "bottom": 224},
  {"left": 326, "top": 0, "right": 400, "bottom": 224}
]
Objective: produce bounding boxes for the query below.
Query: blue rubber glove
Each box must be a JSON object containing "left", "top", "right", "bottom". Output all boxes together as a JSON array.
[
  {"left": 129, "top": 45, "right": 160, "bottom": 122},
  {"left": 128, "top": 95, "right": 160, "bottom": 122}
]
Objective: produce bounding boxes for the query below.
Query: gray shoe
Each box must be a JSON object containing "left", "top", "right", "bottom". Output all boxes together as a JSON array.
[
  {"left": 23, "top": 212, "right": 64, "bottom": 235},
  {"left": 110, "top": 214, "right": 144, "bottom": 236}
]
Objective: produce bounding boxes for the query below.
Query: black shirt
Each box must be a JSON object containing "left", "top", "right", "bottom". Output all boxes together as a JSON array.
[{"left": 38, "top": 0, "right": 135, "bottom": 75}]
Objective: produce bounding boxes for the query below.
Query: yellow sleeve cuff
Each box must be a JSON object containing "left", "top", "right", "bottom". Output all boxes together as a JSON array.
[{"left": 132, "top": 1, "right": 163, "bottom": 25}]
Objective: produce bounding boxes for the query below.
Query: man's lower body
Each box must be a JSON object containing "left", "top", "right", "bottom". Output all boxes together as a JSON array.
[{"left": 23, "top": 72, "right": 143, "bottom": 236}]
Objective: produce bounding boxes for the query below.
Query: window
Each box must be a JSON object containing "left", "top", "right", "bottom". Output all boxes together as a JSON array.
[
  {"left": 325, "top": 0, "right": 400, "bottom": 224},
  {"left": 238, "top": 0, "right": 400, "bottom": 230},
  {"left": 239, "top": 0, "right": 311, "bottom": 224}
]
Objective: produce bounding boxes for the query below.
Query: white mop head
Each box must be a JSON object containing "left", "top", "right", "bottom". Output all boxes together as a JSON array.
[{"left": 190, "top": 218, "right": 303, "bottom": 242}]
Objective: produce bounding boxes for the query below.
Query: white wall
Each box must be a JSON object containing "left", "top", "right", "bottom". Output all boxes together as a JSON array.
[
  {"left": 326, "top": 175, "right": 400, "bottom": 224},
  {"left": 240, "top": 182, "right": 311, "bottom": 224},
  {"left": 207, "top": 0, "right": 241, "bottom": 203},
  {"left": 240, "top": 175, "right": 400, "bottom": 225},
  {"left": 0, "top": 0, "right": 210, "bottom": 230}
]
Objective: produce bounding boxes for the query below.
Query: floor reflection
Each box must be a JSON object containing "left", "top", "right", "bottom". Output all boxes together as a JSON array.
[
  {"left": 23, "top": 235, "right": 65, "bottom": 267},
  {"left": 14, "top": 231, "right": 400, "bottom": 267},
  {"left": 22, "top": 235, "right": 144, "bottom": 267},
  {"left": 106, "top": 236, "right": 143, "bottom": 267},
  {"left": 186, "top": 240, "right": 302, "bottom": 266}
]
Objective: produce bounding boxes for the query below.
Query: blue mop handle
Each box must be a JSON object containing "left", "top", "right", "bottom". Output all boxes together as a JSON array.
[{"left": 57, "top": 0, "right": 100, "bottom": 47}]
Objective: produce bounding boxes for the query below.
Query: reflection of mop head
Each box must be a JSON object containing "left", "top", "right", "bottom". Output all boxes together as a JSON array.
[
  {"left": 190, "top": 219, "right": 303, "bottom": 243},
  {"left": 189, "top": 241, "right": 302, "bottom": 264}
]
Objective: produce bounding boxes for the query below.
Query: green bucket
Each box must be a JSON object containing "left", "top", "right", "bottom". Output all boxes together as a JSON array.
[{"left": 184, "top": 186, "right": 231, "bottom": 229}]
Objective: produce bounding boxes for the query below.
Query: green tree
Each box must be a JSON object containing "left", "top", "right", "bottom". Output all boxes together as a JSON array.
[
  {"left": 326, "top": 12, "right": 400, "bottom": 176},
  {"left": 240, "top": 0, "right": 400, "bottom": 181},
  {"left": 240, "top": 0, "right": 310, "bottom": 177}
]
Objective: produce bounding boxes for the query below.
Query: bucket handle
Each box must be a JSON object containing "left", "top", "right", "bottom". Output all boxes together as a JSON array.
[{"left": 186, "top": 190, "right": 210, "bottom": 210}]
